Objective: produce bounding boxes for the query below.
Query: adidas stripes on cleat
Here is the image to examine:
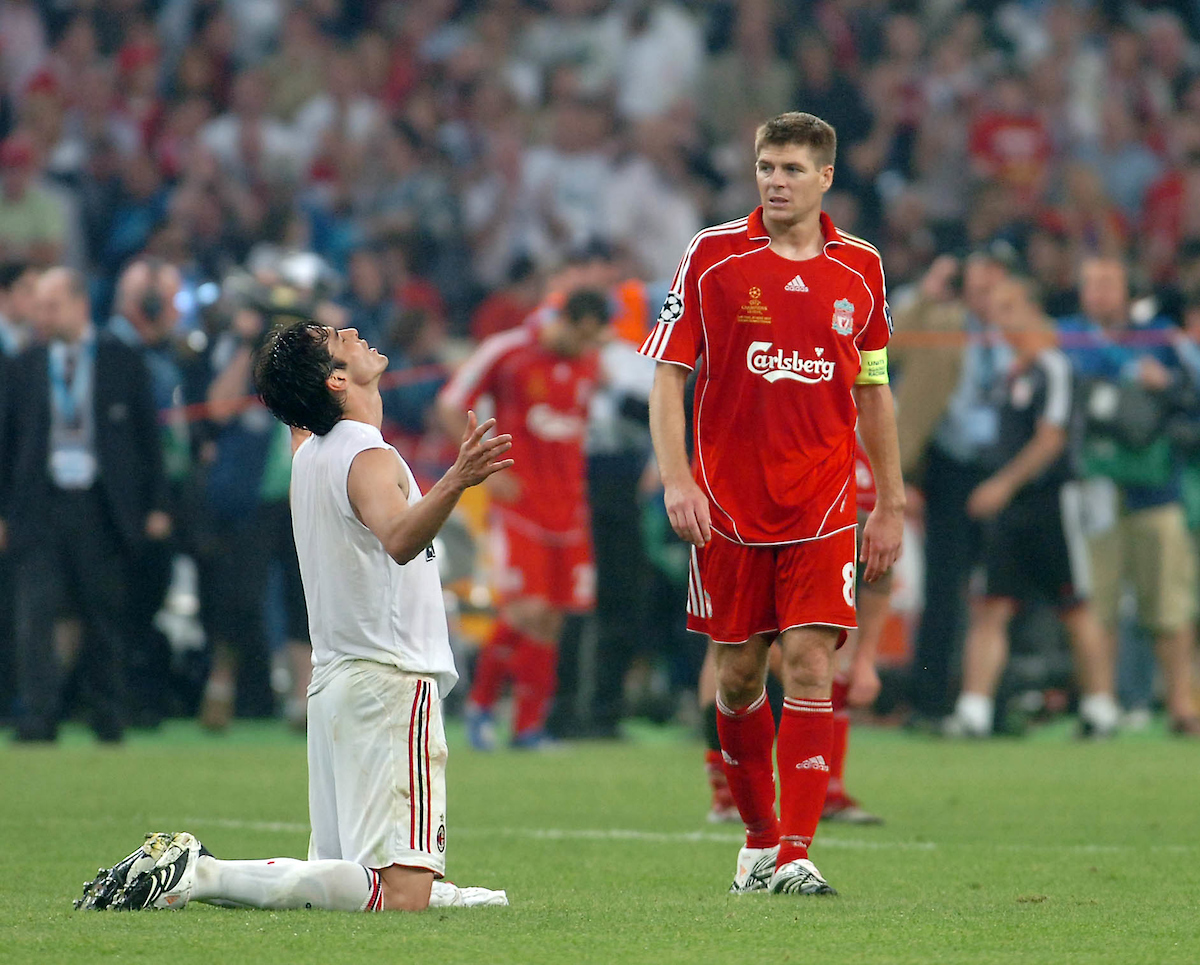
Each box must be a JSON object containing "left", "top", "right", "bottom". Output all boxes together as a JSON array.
[
  {"left": 728, "top": 845, "right": 779, "bottom": 894},
  {"left": 74, "top": 833, "right": 180, "bottom": 911},
  {"left": 769, "top": 858, "right": 837, "bottom": 896},
  {"left": 111, "top": 832, "right": 203, "bottom": 911}
]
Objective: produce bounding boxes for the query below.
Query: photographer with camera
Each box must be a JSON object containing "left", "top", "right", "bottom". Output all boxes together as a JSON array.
[{"left": 1058, "top": 256, "right": 1200, "bottom": 736}]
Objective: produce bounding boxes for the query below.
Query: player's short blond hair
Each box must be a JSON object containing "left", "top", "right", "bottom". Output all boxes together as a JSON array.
[{"left": 754, "top": 112, "right": 837, "bottom": 167}]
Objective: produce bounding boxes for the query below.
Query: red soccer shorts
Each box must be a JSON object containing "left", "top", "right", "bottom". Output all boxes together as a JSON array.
[
  {"left": 489, "top": 514, "right": 595, "bottom": 612},
  {"left": 687, "top": 528, "right": 858, "bottom": 644}
]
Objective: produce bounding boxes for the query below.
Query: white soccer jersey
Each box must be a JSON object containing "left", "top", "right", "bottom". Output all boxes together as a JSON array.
[{"left": 291, "top": 419, "right": 458, "bottom": 699}]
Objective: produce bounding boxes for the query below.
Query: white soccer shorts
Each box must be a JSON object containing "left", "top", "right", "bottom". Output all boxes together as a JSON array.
[{"left": 307, "top": 661, "right": 448, "bottom": 877}]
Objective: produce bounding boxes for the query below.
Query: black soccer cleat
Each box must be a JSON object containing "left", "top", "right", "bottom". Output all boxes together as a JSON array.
[
  {"left": 111, "top": 832, "right": 201, "bottom": 911},
  {"left": 74, "top": 834, "right": 176, "bottom": 910}
]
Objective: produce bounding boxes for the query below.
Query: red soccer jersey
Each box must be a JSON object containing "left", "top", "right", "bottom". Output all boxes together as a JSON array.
[
  {"left": 639, "top": 208, "right": 891, "bottom": 545},
  {"left": 440, "top": 325, "right": 598, "bottom": 535}
]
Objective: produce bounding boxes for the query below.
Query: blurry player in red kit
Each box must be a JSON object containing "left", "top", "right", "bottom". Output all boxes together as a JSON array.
[
  {"left": 438, "top": 289, "right": 610, "bottom": 749},
  {"left": 643, "top": 112, "right": 904, "bottom": 895}
]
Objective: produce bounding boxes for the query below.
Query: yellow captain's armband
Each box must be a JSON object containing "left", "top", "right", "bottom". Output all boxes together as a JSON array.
[{"left": 855, "top": 348, "right": 889, "bottom": 385}]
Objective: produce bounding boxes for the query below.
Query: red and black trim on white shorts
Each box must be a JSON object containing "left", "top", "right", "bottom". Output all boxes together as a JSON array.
[{"left": 408, "top": 680, "right": 434, "bottom": 855}]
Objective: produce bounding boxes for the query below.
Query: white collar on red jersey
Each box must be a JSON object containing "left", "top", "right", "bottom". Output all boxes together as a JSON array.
[{"left": 747, "top": 207, "right": 847, "bottom": 249}]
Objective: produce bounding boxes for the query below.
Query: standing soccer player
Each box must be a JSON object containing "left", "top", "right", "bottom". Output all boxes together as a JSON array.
[
  {"left": 77, "top": 321, "right": 512, "bottom": 913},
  {"left": 643, "top": 112, "right": 904, "bottom": 895},
  {"left": 437, "top": 289, "right": 609, "bottom": 748}
]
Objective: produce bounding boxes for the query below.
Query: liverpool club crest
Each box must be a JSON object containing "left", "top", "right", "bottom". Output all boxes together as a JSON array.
[{"left": 832, "top": 298, "right": 855, "bottom": 335}]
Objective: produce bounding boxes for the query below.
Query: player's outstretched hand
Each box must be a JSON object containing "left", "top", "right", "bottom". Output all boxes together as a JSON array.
[
  {"left": 664, "top": 477, "right": 711, "bottom": 547},
  {"left": 859, "top": 506, "right": 902, "bottom": 583},
  {"left": 451, "top": 410, "right": 514, "bottom": 490}
]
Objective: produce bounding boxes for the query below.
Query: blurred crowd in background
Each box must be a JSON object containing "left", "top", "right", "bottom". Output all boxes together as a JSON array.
[{"left": 3, "top": 0, "right": 1200, "bottom": 742}]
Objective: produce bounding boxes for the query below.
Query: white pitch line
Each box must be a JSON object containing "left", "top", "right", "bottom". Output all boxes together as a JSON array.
[
  {"left": 177, "top": 817, "right": 923, "bottom": 849},
  {"left": 451, "top": 827, "right": 937, "bottom": 851},
  {"left": 170, "top": 819, "right": 1199, "bottom": 855}
]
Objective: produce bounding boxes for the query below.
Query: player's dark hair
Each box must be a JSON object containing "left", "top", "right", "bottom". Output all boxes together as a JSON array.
[
  {"left": 254, "top": 320, "right": 346, "bottom": 435},
  {"left": 563, "top": 288, "right": 611, "bottom": 326},
  {"left": 754, "top": 111, "right": 837, "bottom": 167}
]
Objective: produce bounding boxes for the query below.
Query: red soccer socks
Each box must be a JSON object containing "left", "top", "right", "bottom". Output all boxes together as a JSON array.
[
  {"left": 468, "top": 621, "right": 519, "bottom": 711},
  {"left": 776, "top": 697, "right": 834, "bottom": 865},
  {"left": 716, "top": 690, "right": 780, "bottom": 849},
  {"left": 826, "top": 676, "right": 850, "bottom": 803},
  {"left": 511, "top": 636, "right": 558, "bottom": 739}
]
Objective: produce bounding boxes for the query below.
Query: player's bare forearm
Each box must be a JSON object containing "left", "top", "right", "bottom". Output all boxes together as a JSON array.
[
  {"left": 382, "top": 473, "right": 481, "bottom": 564},
  {"left": 350, "top": 413, "right": 512, "bottom": 565},
  {"left": 854, "top": 383, "right": 904, "bottom": 513},
  {"left": 993, "top": 420, "right": 1065, "bottom": 494},
  {"left": 648, "top": 363, "right": 691, "bottom": 487},
  {"left": 967, "top": 422, "right": 1066, "bottom": 519},
  {"left": 649, "top": 362, "right": 710, "bottom": 545},
  {"left": 854, "top": 383, "right": 904, "bottom": 581}
]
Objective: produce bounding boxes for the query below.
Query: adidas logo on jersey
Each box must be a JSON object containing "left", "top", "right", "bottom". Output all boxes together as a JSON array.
[
  {"left": 796, "top": 755, "right": 830, "bottom": 772},
  {"left": 784, "top": 275, "right": 808, "bottom": 292}
]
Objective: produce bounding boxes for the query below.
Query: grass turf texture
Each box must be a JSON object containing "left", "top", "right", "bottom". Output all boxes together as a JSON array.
[{"left": 2, "top": 720, "right": 1197, "bottom": 965}]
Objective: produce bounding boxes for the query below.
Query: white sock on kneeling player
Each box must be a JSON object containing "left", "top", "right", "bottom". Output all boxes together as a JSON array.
[
  {"left": 429, "top": 880, "right": 464, "bottom": 907},
  {"left": 193, "top": 857, "right": 382, "bottom": 911}
]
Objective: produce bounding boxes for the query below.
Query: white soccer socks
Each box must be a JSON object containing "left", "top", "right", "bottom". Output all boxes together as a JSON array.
[
  {"left": 192, "top": 857, "right": 382, "bottom": 911},
  {"left": 191, "top": 857, "right": 508, "bottom": 911}
]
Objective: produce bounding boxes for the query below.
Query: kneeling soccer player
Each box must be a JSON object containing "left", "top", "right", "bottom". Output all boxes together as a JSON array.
[{"left": 76, "top": 320, "right": 513, "bottom": 913}]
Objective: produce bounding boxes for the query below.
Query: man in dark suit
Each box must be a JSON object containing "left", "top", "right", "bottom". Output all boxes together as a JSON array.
[{"left": 0, "top": 267, "right": 169, "bottom": 742}]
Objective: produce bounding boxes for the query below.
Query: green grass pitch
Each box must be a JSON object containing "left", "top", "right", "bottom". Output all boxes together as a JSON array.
[{"left": 2, "top": 719, "right": 1198, "bottom": 965}]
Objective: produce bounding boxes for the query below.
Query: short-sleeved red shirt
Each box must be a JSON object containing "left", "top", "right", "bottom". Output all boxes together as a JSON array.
[
  {"left": 639, "top": 208, "right": 891, "bottom": 545},
  {"left": 440, "top": 325, "right": 598, "bottom": 535}
]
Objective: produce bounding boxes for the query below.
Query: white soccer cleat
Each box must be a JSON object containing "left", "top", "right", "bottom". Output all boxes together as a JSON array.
[
  {"left": 112, "top": 832, "right": 202, "bottom": 910},
  {"left": 728, "top": 845, "right": 779, "bottom": 894},
  {"left": 769, "top": 858, "right": 837, "bottom": 896}
]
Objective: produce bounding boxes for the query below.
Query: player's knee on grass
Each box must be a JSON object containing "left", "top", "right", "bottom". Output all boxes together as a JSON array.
[{"left": 379, "top": 865, "right": 435, "bottom": 912}]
